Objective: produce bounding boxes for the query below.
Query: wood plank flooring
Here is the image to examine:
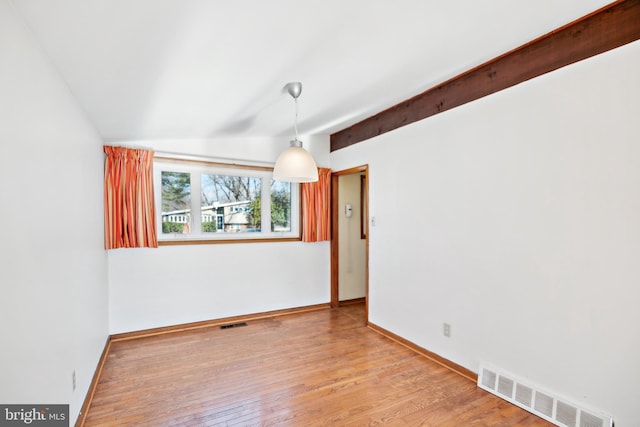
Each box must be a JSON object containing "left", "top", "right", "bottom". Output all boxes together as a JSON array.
[{"left": 83, "top": 304, "right": 551, "bottom": 426}]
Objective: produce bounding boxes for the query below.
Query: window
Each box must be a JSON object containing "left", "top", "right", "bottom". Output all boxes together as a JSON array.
[
  {"left": 161, "top": 171, "right": 191, "bottom": 234},
  {"left": 155, "top": 159, "right": 300, "bottom": 242}
]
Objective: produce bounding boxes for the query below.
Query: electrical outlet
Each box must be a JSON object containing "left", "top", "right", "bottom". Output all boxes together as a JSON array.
[
  {"left": 443, "top": 323, "right": 451, "bottom": 338},
  {"left": 72, "top": 370, "right": 76, "bottom": 391}
]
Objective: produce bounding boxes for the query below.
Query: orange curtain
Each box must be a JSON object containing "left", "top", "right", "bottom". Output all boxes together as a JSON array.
[
  {"left": 301, "top": 168, "right": 331, "bottom": 242},
  {"left": 104, "top": 146, "right": 158, "bottom": 249}
]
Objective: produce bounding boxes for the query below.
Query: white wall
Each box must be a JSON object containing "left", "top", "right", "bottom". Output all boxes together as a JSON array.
[
  {"left": 0, "top": 1, "right": 108, "bottom": 424},
  {"left": 338, "top": 173, "right": 366, "bottom": 300},
  {"left": 331, "top": 40, "right": 640, "bottom": 426},
  {"left": 107, "top": 136, "right": 331, "bottom": 333}
]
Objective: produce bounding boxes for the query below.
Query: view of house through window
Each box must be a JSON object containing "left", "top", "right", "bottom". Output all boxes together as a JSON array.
[
  {"left": 200, "top": 174, "right": 262, "bottom": 233},
  {"left": 156, "top": 160, "right": 299, "bottom": 241},
  {"left": 161, "top": 172, "right": 192, "bottom": 234}
]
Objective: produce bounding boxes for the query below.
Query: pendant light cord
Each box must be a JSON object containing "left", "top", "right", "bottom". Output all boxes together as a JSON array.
[{"left": 294, "top": 97, "right": 299, "bottom": 141}]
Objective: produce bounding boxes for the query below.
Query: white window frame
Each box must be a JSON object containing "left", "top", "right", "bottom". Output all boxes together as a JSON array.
[{"left": 154, "top": 159, "right": 300, "bottom": 243}]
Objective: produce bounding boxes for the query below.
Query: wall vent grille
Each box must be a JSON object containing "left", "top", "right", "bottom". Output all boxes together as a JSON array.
[
  {"left": 481, "top": 369, "right": 496, "bottom": 390},
  {"left": 478, "top": 366, "right": 613, "bottom": 427},
  {"left": 535, "top": 391, "right": 554, "bottom": 418},
  {"left": 515, "top": 383, "right": 533, "bottom": 407},
  {"left": 497, "top": 375, "right": 515, "bottom": 398}
]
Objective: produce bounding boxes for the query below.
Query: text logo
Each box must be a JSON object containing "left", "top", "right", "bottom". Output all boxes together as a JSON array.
[{"left": 0, "top": 405, "right": 68, "bottom": 427}]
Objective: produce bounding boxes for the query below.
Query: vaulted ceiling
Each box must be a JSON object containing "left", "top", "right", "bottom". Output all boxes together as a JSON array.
[{"left": 12, "top": 0, "right": 613, "bottom": 142}]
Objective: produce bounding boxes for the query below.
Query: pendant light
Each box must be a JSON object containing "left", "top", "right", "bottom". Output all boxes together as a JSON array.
[{"left": 273, "top": 82, "right": 319, "bottom": 182}]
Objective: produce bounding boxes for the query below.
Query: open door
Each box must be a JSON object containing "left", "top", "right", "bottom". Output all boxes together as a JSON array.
[{"left": 331, "top": 166, "right": 368, "bottom": 323}]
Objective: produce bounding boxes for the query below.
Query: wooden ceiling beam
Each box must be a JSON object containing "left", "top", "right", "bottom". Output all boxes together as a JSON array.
[{"left": 330, "top": 0, "right": 640, "bottom": 152}]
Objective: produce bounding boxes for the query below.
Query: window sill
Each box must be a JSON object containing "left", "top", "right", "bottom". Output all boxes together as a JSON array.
[{"left": 158, "top": 236, "right": 302, "bottom": 246}]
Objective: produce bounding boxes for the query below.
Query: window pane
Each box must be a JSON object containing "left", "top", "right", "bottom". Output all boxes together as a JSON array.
[
  {"left": 161, "top": 171, "right": 191, "bottom": 234},
  {"left": 271, "top": 180, "right": 291, "bottom": 232},
  {"left": 201, "top": 174, "right": 261, "bottom": 233}
]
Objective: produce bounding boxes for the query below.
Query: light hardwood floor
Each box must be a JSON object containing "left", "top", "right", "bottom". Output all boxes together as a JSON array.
[{"left": 83, "top": 303, "right": 551, "bottom": 426}]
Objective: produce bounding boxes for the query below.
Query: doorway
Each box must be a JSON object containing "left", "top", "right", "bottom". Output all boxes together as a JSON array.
[{"left": 331, "top": 165, "right": 368, "bottom": 323}]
